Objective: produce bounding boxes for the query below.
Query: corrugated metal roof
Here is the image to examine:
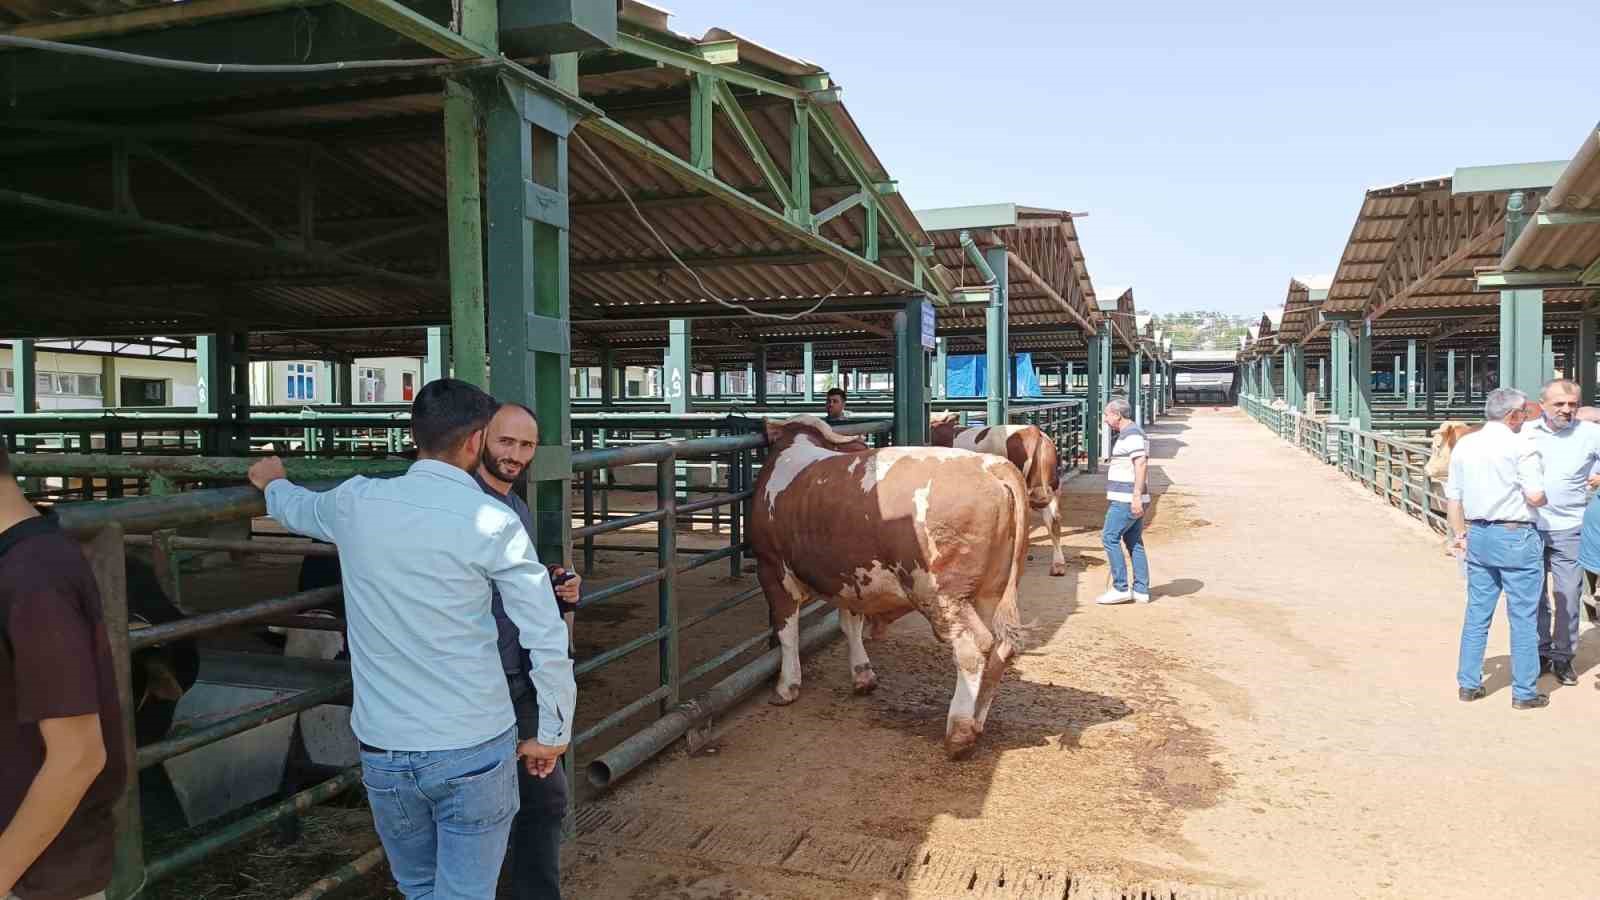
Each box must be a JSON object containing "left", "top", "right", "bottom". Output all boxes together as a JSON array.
[{"left": 1499, "top": 125, "right": 1600, "bottom": 277}]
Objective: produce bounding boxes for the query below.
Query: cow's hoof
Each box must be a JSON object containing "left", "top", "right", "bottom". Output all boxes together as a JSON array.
[
  {"left": 1049, "top": 562, "right": 1067, "bottom": 577},
  {"left": 769, "top": 686, "right": 799, "bottom": 706},
  {"left": 944, "top": 718, "right": 981, "bottom": 760},
  {"left": 852, "top": 666, "right": 878, "bottom": 695}
]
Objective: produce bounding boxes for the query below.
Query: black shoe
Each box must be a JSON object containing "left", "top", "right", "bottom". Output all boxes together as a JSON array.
[
  {"left": 1552, "top": 660, "right": 1578, "bottom": 686},
  {"left": 1513, "top": 693, "right": 1550, "bottom": 710},
  {"left": 1539, "top": 656, "right": 1554, "bottom": 676},
  {"left": 1459, "top": 687, "right": 1485, "bottom": 702}
]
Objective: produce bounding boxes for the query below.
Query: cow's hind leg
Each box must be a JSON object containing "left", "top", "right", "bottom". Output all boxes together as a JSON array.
[
  {"left": 759, "top": 563, "right": 807, "bottom": 706},
  {"left": 1045, "top": 500, "right": 1067, "bottom": 576},
  {"left": 944, "top": 627, "right": 987, "bottom": 760},
  {"left": 840, "top": 610, "right": 878, "bottom": 694}
]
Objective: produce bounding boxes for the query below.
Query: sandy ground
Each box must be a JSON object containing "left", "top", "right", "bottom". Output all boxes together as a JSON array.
[{"left": 561, "top": 407, "right": 1600, "bottom": 900}]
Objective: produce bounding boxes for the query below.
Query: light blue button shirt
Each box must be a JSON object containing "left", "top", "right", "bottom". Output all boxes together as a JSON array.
[
  {"left": 1525, "top": 417, "right": 1600, "bottom": 531},
  {"left": 265, "top": 460, "right": 575, "bottom": 751}
]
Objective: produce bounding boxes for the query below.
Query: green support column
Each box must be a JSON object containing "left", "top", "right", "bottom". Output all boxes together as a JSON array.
[
  {"left": 1404, "top": 341, "right": 1417, "bottom": 409},
  {"left": 1317, "top": 357, "right": 1326, "bottom": 400},
  {"left": 1446, "top": 350, "right": 1456, "bottom": 406},
  {"left": 1128, "top": 351, "right": 1144, "bottom": 425},
  {"left": 1424, "top": 342, "right": 1436, "bottom": 417},
  {"left": 1393, "top": 354, "right": 1402, "bottom": 400},
  {"left": 445, "top": 79, "right": 488, "bottom": 388},
  {"left": 1499, "top": 192, "right": 1545, "bottom": 397},
  {"left": 1085, "top": 327, "right": 1104, "bottom": 473},
  {"left": 1260, "top": 353, "right": 1274, "bottom": 402},
  {"left": 195, "top": 335, "right": 220, "bottom": 417},
  {"left": 933, "top": 338, "right": 947, "bottom": 399},
  {"left": 336, "top": 361, "right": 353, "bottom": 406},
  {"left": 600, "top": 347, "right": 615, "bottom": 406},
  {"left": 754, "top": 345, "right": 768, "bottom": 405},
  {"left": 13, "top": 339, "right": 36, "bottom": 414},
  {"left": 1352, "top": 321, "right": 1373, "bottom": 428},
  {"left": 1330, "top": 322, "right": 1352, "bottom": 421},
  {"left": 1543, "top": 335, "right": 1555, "bottom": 383},
  {"left": 1468, "top": 354, "right": 1477, "bottom": 403},
  {"left": 893, "top": 297, "right": 931, "bottom": 445},
  {"left": 1284, "top": 345, "right": 1303, "bottom": 410},
  {"left": 1064, "top": 361, "right": 1074, "bottom": 393},
  {"left": 1580, "top": 309, "right": 1597, "bottom": 406},
  {"left": 983, "top": 246, "right": 1009, "bottom": 426},
  {"left": 802, "top": 342, "right": 815, "bottom": 403},
  {"left": 664, "top": 320, "right": 691, "bottom": 415},
  {"left": 830, "top": 358, "right": 841, "bottom": 390},
  {"left": 745, "top": 362, "right": 755, "bottom": 398},
  {"left": 484, "top": 79, "right": 577, "bottom": 570},
  {"left": 423, "top": 326, "right": 451, "bottom": 383}
]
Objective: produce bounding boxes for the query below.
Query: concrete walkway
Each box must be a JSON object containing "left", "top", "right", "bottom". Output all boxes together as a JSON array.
[{"left": 562, "top": 407, "right": 1597, "bottom": 899}]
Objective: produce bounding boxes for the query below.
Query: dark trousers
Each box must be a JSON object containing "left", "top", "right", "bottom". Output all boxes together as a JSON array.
[{"left": 506, "top": 674, "right": 567, "bottom": 900}]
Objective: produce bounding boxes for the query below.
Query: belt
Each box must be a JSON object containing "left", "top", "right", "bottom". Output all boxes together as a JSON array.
[{"left": 1468, "top": 519, "right": 1533, "bottom": 529}]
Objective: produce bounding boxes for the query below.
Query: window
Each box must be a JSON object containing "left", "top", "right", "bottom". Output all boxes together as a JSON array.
[
  {"left": 36, "top": 373, "right": 52, "bottom": 394},
  {"left": 402, "top": 372, "right": 415, "bottom": 402},
  {"left": 359, "top": 367, "right": 385, "bottom": 403},
  {"left": 285, "top": 363, "right": 317, "bottom": 402},
  {"left": 56, "top": 374, "right": 78, "bottom": 395},
  {"left": 120, "top": 377, "right": 167, "bottom": 407},
  {"left": 79, "top": 374, "right": 102, "bottom": 397},
  {"left": 0, "top": 369, "right": 12, "bottom": 395}
]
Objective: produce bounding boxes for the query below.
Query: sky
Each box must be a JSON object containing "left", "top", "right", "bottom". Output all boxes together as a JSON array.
[{"left": 667, "top": 0, "right": 1598, "bottom": 316}]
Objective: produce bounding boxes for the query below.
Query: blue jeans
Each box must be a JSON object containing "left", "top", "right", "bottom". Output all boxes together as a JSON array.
[
  {"left": 1102, "top": 501, "right": 1149, "bottom": 594},
  {"left": 360, "top": 726, "right": 519, "bottom": 899},
  {"left": 1458, "top": 524, "right": 1543, "bottom": 703}
]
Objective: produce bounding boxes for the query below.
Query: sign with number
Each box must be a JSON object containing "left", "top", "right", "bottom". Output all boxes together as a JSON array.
[{"left": 920, "top": 300, "right": 937, "bottom": 351}]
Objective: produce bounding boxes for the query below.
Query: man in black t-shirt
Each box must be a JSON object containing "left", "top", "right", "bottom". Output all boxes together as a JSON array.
[
  {"left": 0, "top": 444, "right": 126, "bottom": 900},
  {"left": 476, "top": 403, "right": 580, "bottom": 900}
]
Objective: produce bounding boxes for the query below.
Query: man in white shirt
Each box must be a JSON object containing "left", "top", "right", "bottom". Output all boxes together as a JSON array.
[
  {"left": 1522, "top": 379, "right": 1600, "bottom": 687},
  {"left": 1445, "top": 387, "right": 1549, "bottom": 709},
  {"left": 246, "top": 379, "right": 575, "bottom": 898}
]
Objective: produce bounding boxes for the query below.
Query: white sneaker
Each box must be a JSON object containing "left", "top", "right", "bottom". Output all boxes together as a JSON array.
[
  {"left": 1133, "top": 592, "right": 1152, "bottom": 604},
  {"left": 1095, "top": 589, "right": 1133, "bottom": 605}
]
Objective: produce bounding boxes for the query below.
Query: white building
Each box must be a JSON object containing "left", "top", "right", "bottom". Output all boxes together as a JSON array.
[
  {"left": 0, "top": 340, "right": 199, "bottom": 412},
  {"left": 249, "top": 357, "right": 424, "bottom": 406}
]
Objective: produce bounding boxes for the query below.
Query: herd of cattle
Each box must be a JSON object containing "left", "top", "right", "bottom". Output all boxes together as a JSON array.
[{"left": 121, "top": 412, "right": 1081, "bottom": 768}]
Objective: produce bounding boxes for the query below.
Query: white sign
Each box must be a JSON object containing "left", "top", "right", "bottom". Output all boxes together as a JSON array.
[
  {"left": 667, "top": 367, "right": 684, "bottom": 401},
  {"left": 920, "top": 300, "right": 936, "bottom": 351}
]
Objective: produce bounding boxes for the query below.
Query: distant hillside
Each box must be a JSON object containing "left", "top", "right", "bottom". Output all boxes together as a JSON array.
[{"left": 1143, "top": 310, "right": 1254, "bottom": 351}]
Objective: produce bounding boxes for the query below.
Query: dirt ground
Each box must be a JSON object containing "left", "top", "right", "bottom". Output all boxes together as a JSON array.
[{"left": 560, "top": 407, "right": 1600, "bottom": 900}]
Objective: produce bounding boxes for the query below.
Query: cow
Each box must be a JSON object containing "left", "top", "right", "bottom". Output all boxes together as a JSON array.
[
  {"left": 928, "top": 414, "right": 1068, "bottom": 576},
  {"left": 1421, "top": 400, "right": 1547, "bottom": 481},
  {"left": 125, "top": 556, "right": 200, "bottom": 746},
  {"left": 752, "top": 416, "right": 1029, "bottom": 760}
]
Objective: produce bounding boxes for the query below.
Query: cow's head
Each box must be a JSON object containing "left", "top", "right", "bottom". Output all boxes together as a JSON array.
[
  {"left": 1424, "top": 421, "right": 1473, "bottom": 480},
  {"left": 764, "top": 415, "right": 870, "bottom": 455},
  {"left": 928, "top": 412, "right": 962, "bottom": 447}
]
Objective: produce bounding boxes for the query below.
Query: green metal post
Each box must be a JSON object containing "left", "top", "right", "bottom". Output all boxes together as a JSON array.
[
  {"left": 600, "top": 347, "right": 615, "bottom": 406},
  {"left": 484, "top": 78, "right": 577, "bottom": 571},
  {"left": 1468, "top": 354, "right": 1477, "bottom": 403},
  {"left": 15, "top": 338, "right": 36, "bottom": 412},
  {"left": 1352, "top": 320, "right": 1373, "bottom": 428},
  {"left": 1260, "top": 353, "right": 1273, "bottom": 402},
  {"left": 754, "top": 345, "right": 768, "bottom": 405},
  {"left": 1393, "top": 354, "right": 1402, "bottom": 400},
  {"left": 1085, "top": 327, "right": 1103, "bottom": 473},
  {"left": 1330, "top": 322, "right": 1351, "bottom": 421},
  {"left": 1446, "top": 350, "right": 1456, "bottom": 406},
  {"left": 1406, "top": 340, "right": 1418, "bottom": 409},
  {"left": 802, "top": 342, "right": 815, "bottom": 403},
  {"left": 932, "top": 339, "right": 946, "bottom": 399},
  {"left": 983, "top": 246, "right": 1009, "bottom": 426},
  {"left": 745, "top": 362, "right": 754, "bottom": 398},
  {"left": 1543, "top": 335, "right": 1555, "bottom": 384},
  {"left": 424, "top": 326, "right": 451, "bottom": 383},
  {"left": 1317, "top": 357, "right": 1326, "bottom": 400},
  {"left": 1128, "top": 352, "right": 1144, "bottom": 426},
  {"left": 788, "top": 102, "right": 811, "bottom": 229},
  {"left": 1424, "top": 342, "right": 1436, "bottom": 418},
  {"left": 893, "top": 297, "right": 930, "bottom": 445},
  {"left": 445, "top": 79, "right": 488, "bottom": 388},
  {"left": 830, "top": 358, "right": 840, "bottom": 390},
  {"left": 1499, "top": 192, "right": 1545, "bottom": 398},
  {"left": 1580, "top": 309, "right": 1598, "bottom": 406},
  {"left": 195, "top": 335, "right": 220, "bottom": 417},
  {"left": 335, "top": 361, "right": 353, "bottom": 406},
  {"left": 1098, "top": 324, "right": 1113, "bottom": 450},
  {"left": 665, "top": 320, "right": 691, "bottom": 415}
]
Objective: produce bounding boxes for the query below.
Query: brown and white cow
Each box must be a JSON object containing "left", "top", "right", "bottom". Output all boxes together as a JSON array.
[
  {"left": 752, "top": 416, "right": 1029, "bottom": 759},
  {"left": 1422, "top": 400, "right": 1548, "bottom": 480},
  {"left": 929, "top": 414, "right": 1067, "bottom": 576}
]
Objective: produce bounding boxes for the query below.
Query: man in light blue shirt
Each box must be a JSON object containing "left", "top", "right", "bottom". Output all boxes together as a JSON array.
[
  {"left": 247, "top": 379, "right": 574, "bottom": 900},
  {"left": 1523, "top": 379, "right": 1600, "bottom": 687}
]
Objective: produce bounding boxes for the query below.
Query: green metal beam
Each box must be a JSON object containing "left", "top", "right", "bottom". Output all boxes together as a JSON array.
[
  {"left": 614, "top": 32, "right": 808, "bottom": 102},
  {"left": 1535, "top": 211, "right": 1600, "bottom": 227},
  {"left": 893, "top": 298, "right": 930, "bottom": 445},
  {"left": 984, "top": 246, "right": 1008, "bottom": 427},
  {"left": 1499, "top": 288, "right": 1544, "bottom": 397},
  {"left": 444, "top": 78, "right": 488, "bottom": 388},
  {"left": 579, "top": 116, "right": 941, "bottom": 301},
  {"left": 789, "top": 101, "right": 813, "bottom": 230},
  {"left": 333, "top": 0, "right": 493, "bottom": 59},
  {"left": 1476, "top": 269, "right": 1584, "bottom": 290},
  {"left": 710, "top": 80, "right": 791, "bottom": 214},
  {"left": 688, "top": 73, "right": 715, "bottom": 174}
]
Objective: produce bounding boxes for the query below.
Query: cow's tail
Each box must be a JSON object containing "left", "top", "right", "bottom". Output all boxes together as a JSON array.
[{"left": 992, "top": 471, "right": 1029, "bottom": 662}]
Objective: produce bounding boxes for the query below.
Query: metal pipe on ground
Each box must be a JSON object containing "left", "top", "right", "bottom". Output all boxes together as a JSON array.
[
  {"left": 285, "top": 845, "right": 387, "bottom": 900},
  {"left": 587, "top": 610, "right": 840, "bottom": 790}
]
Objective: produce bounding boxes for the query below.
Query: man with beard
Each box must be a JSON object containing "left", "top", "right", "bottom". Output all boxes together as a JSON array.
[
  {"left": 1523, "top": 379, "right": 1600, "bottom": 687},
  {"left": 475, "top": 402, "right": 580, "bottom": 900}
]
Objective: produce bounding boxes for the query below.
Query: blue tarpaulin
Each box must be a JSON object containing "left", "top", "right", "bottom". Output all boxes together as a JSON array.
[{"left": 943, "top": 354, "right": 1042, "bottom": 398}]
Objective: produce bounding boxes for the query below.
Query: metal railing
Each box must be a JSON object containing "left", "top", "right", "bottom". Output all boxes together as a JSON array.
[
  {"left": 1240, "top": 395, "right": 1446, "bottom": 533},
  {"left": 31, "top": 418, "right": 892, "bottom": 898},
  {"left": 1006, "top": 400, "right": 1087, "bottom": 470}
]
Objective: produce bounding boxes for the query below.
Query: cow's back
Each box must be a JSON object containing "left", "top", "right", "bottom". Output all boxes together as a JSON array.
[{"left": 953, "top": 425, "right": 1055, "bottom": 505}]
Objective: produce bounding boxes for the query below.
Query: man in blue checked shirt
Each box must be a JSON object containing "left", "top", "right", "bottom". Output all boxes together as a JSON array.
[{"left": 247, "top": 379, "right": 575, "bottom": 900}]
